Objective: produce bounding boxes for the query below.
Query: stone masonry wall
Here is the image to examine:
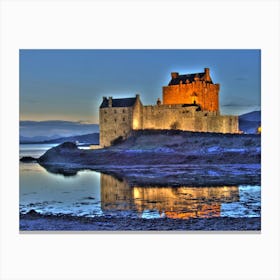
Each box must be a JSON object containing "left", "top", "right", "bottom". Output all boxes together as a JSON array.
[
  {"left": 132, "top": 95, "right": 143, "bottom": 130},
  {"left": 162, "top": 81, "right": 219, "bottom": 112},
  {"left": 100, "top": 103, "right": 239, "bottom": 147},
  {"left": 140, "top": 104, "right": 239, "bottom": 133},
  {"left": 99, "top": 106, "right": 134, "bottom": 147}
]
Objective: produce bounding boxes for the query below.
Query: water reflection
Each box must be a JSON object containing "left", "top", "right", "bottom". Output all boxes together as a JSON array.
[
  {"left": 20, "top": 144, "right": 261, "bottom": 220},
  {"left": 20, "top": 162, "right": 260, "bottom": 219},
  {"left": 101, "top": 173, "right": 240, "bottom": 219}
]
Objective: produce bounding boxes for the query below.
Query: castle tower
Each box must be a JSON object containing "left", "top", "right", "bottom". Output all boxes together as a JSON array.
[
  {"left": 99, "top": 94, "right": 143, "bottom": 147},
  {"left": 162, "top": 68, "right": 220, "bottom": 112}
]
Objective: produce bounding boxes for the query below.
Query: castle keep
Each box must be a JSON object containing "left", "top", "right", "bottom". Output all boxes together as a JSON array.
[
  {"left": 99, "top": 68, "right": 239, "bottom": 147},
  {"left": 163, "top": 68, "right": 219, "bottom": 112}
]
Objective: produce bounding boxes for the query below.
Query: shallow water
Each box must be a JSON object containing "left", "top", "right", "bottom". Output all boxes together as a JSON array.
[
  {"left": 19, "top": 144, "right": 261, "bottom": 220},
  {"left": 20, "top": 143, "right": 59, "bottom": 158}
]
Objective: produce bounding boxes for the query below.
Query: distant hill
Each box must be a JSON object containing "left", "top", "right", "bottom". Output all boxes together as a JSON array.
[
  {"left": 239, "top": 111, "right": 261, "bottom": 134},
  {"left": 20, "top": 120, "right": 99, "bottom": 141},
  {"left": 21, "top": 133, "right": 99, "bottom": 145},
  {"left": 20, "top": 135, "right": 58, "bottom": 143}
]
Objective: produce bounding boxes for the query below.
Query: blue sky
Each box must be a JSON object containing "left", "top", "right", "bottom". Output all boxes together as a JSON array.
[{"left": 20, "top": 49, "right": 261, "bottom": 123}]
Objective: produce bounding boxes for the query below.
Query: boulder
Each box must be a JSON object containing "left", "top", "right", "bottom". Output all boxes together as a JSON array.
[{"left": 20, "top": 156, "right": 37, "bottom": 163}]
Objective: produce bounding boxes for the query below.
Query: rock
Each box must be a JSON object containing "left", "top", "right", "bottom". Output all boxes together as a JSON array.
[
  {"left": 59, "top": 142, "right": 78, "bottom": 149},
  {"left": 20, "top": 156, "right": 37, "bottom": 163},
  {"left": 26, "top": 209, "right": 39, "bottom": 216},
  {"left": 38, "top": 142, "right": 79, "bottom": 164},
  {"left": 41, "top": 164, "right": 78, "bottom": 176}
]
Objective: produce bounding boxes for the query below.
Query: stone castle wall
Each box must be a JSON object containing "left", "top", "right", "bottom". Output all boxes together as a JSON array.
[
  {"left": 100, "top": 103, "right": 239, "bottom": 147},
  {"left": 140, "top": 104, "right": 239, "bottom": 133},
  {"left": 99, "top": 106, "right": 134, "bottom": 147},
  {"left": 132, "top": 96, "right": 143, "bottom": 130},
  {"left": 162, "top": 81, "right": 219, "bottom": 112}
]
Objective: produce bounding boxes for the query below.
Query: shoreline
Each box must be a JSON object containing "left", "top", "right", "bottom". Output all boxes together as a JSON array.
[
  {"left": 20, "top": 212, "right": 261, "bottom": 231},
  {"left": 20, "top": 130, "right": 261, "bottom": 186},
  {"left": 39, "top": 162, "right": 261, "bottom": 186}
]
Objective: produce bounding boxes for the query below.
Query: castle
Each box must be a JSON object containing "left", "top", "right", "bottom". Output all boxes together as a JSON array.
[{"left": 99, "top": 68, "right": 239, "bottom": 147}]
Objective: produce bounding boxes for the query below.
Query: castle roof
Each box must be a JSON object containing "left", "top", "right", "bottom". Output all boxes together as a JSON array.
[
  {"left": 100, "top": 97, "right": 137, "bottom": 108},
  {"left": 168, "top": 72, "right": 213, "bottom": 85}
]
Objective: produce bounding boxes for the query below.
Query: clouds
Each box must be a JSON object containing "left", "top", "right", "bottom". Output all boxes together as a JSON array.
[{"left": 234, "top": 77, "right": 248, "bottom": 81}]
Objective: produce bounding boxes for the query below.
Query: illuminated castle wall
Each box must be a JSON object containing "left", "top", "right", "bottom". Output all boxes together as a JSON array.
[
  {"left": 162, "top": 68, "right": 219, "bottom": 112},
  {"left": 99, "top": 68, "right": 239, "bottom": 147}
]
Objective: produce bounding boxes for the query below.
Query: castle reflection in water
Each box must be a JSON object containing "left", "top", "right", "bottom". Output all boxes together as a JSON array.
[{"left": 100, "top": 173, "right": 239, "bottom": 219}]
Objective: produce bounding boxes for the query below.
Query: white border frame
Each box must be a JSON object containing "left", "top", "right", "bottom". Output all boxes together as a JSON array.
[{"left": 1, "top": 0, "right": 279, "bottom": 279}]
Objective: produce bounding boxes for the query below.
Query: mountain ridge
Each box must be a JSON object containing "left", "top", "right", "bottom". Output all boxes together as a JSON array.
[
  {"left": 239, "top": 111, "right": 260, "bottom": 134},
  {"left": 20, "top": 133, "right": 99, "bottom": 144}
]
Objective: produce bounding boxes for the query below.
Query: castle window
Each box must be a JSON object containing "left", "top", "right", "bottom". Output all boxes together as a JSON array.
[
  {"left": 114, "top": 130, "right": 117, "bottom": 134},
  {"left": 104, "top": 110, "right": 107, "bottom": 114},
  {"left": 204, "top": 113, "right": 208, "bottom": 116},
  {"left": 114, "top": 118, "right": 117, "bottom": 122},
  {"left": 123, "top": 130, "right": 126, "bottom": 134},
  {"left": 114, "top": 109, "right": 117, "bottom": 114},
  {"left": 104, "top": 118, "right": 107, "bottom": 123},
  {"left": 123, "top": 109, "right": 125, "bottom": 113},
  {"left": 123, "top": 117, "right": 125, "bottom": 122}
]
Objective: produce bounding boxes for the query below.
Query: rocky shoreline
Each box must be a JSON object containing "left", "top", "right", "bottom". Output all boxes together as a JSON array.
[
  {"left": 20, "top": 131, "right": 261, "bottom": 186},
  {"left": 39, "top": 162, "right": 260, "bottom": 186},
  {"left": 20, "top": 211, "right": 261, "bottom": 231}
]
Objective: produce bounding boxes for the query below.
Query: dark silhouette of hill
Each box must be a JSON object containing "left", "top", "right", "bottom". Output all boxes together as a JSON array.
[
  {"left": 21, "top": 133, "right": 99, "bottom": 145},
  {"left": 20, "top": 120, "right": 99, "bottom": 142},
  {"left": 239, "top": 111, "right": 261, "bottom": 134}
]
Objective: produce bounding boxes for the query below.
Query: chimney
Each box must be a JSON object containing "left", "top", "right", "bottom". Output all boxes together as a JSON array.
[
  {"left": 136, "top": 93, "right": 140, "bottom": 100},
  {"left": 171, "top": 72, "right": 179, "bottom": 79},
  {"left": 204, "top": 68, "right": 210, "bottom": 81},
  {"left": 108, "top": 96, "right": 113, "bottom": 107}
]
